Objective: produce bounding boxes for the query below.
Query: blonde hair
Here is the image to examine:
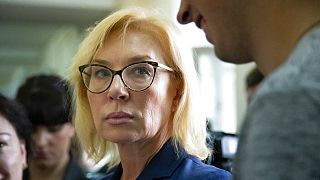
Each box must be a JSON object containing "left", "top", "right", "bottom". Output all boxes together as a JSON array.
[{"left": 69, "top": 7, "right": 209, "bottom": 169}]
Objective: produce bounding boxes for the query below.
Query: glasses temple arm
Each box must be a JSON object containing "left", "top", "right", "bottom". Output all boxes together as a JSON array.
[{"left": 158, "top": 63, "right": 174, "bottom": 72}]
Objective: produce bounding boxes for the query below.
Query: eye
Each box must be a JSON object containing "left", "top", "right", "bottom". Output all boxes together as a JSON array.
[
  {"left": 133, "top": 66, "right": 151, "bottom": 76},
  {"left": 92, "top": 67, "right": 112, "bottom": 79},
  {"left": 127, "top": 63, "right": 153, "bottom": 78},
  {"left": 0, "top": 141, "right": 8, "bottom": 149},
  {"left": 47, "top": 125, "right": 63, "bottom": 133}
]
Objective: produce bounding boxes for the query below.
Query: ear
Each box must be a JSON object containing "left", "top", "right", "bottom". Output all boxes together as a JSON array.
[
  {"left": 19, "top": 140, "right": 27, "bottom": 169},
  {"left": 172, "top": 83, "right": 183, "bottom": 112}
]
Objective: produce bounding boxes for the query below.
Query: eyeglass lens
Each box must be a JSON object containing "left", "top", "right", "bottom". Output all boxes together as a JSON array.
[{"left": 81, "top": 62, "right": 156, "bottom": 93}]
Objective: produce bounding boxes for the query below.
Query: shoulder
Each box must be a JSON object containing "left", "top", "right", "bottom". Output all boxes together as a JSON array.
[
  {"left": 96, "top": 165, "right": 121, "bottom": 180},
  {"left": 174, "top": 155, "right": 232, "bottom": 179},
  {"left": 243, "top": 61, "right": 320, "bottom": 147},
  {"left": 235, "top": 29, "right": 320, "bottom": 178},
  {"left": 256, "top": 26, "right": 320, "bottom": 98},
  {"left": 97, "top": 173, "right": 112, "bottom": 180},
  {"left": 249, "top": 44, "right": 320, "bottom": 116},
  {"left": 64, "top": 154, "right": 88, "bottom": 180}
]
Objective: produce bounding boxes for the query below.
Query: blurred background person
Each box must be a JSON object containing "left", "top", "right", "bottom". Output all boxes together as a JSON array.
[
  {"left": 69, "top": 8, "right": 231, "bottom": 180},
  {"left": 16, "top": 75, "right": 87, "bottom": 180},
  {"left": 0, "top": 93, "right": 32, "bottom": 180},
  {"left": 245, "top": 67, "right": 264, "bottom": 103}
]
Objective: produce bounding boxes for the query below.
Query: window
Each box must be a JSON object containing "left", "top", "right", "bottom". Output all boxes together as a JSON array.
[{"left": 193, "top": 47, "right": 237, "bottom": 133}]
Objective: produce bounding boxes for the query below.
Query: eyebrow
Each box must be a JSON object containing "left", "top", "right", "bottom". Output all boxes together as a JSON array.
[
  {"left": 92, "top": 55, "right": 154, "bottom": 66},
  {"left": 0, "top": 132, "right": 11, "bottom": 136}
]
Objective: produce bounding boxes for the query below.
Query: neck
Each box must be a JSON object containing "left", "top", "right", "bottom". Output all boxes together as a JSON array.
[
  {"left": 28, "top": 153, "right": 69, "bottom": 180},
  {"left": 117, "top": 134, "right": 171, "bottom": 180},
  {"left": 246, "top": 1, "right": 320, "bottom": 75}
]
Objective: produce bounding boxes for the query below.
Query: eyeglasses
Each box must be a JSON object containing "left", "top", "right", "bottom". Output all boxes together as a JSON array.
[{"left": 79, "top": 61, "right": 174, "bottom": 94}]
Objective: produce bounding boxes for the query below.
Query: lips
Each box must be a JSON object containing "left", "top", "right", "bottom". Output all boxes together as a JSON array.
[
  {"left": 34, "top": 150, "right": 49, "bottom": 158},
  {"left": 195, "top": 15, "right": 203, "bottom": 29},
  {"left": 105, "top": 111, "right": 133, "bottom": 125},
  {"left": 194, "top": 15, "right": 212, "bottom": 43},
  {"left": 34, "top": 151, "right": 49, "bottom": 160}
]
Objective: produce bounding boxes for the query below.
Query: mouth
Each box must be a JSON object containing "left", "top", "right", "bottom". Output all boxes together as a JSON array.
[
  {"left": 105, "top": 111, "right": 134, "bottom": 125},
  {"left": 195, "top": 15, "right": 204, "bottom": 29},
  {"left": 194, "top": 15, "right": 212, "bottom": 43},
  {"left": 34, "top": 151, "right": 49, "bottom": 160}
]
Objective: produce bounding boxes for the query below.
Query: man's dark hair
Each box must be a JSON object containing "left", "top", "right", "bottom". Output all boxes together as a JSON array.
[{"left": 16, "top": 74, "right": 72, "bottom": 126}]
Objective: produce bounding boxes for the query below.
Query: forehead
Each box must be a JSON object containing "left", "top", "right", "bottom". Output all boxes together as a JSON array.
[
  {"left": 105, "top": 30, "right": 162, "bottom": 53},
  {"left": 95, "top": 30, "right": 166, "bottom": 66},
  {"left": 0, "top": 115, "right": 17, "bottom": 139}
]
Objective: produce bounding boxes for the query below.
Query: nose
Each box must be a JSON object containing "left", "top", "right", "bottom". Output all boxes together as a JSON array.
[
  {"left": 33, "top": 129, "right": 51, "bottom": 148},
  {"left": 177, "top": 0, "right": 192, "bottom": 24},
  {"left": 107, "top": 75, "right": 129, "bottom": 101}
]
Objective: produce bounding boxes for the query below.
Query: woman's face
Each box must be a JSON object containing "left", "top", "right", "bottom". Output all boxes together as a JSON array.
[
  {"left": 87, "top": 31, "right": 180, "bottom": 144},
  {"left": 0, "top": 114, "right": 26, "bottom": 180},
  {"left": 30, "top": 123, "right": 74, "bottom": 168}
]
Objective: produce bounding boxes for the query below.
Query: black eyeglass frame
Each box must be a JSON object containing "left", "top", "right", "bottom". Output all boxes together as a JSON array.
[{"left": 79, "top": 61, "right": 174, "bottom": 94}]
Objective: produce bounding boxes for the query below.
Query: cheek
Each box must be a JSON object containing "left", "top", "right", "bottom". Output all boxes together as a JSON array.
[
  {"left": 141, "top": 81, "right": 175, "bottom": 129},
  {"left": 56, "top": 132, "right": 72, "bottom": 147},
  {"left": 87, "top": 93, "right": 103, "bottom": 121},
  {"left": 192, "top": 0, "right": 211, "bottom": 13},
  {"left": 139, "top": 92, "right": 163, "bottom": 133},
  {"left": 87, "top": 92, "right": 96, "bottom": 112},
  {"left": 0, "top": 156, "right": 11, "bottom": 177},
  {"left": 0, "top": 147, "right": 23, "bottom": 179}
]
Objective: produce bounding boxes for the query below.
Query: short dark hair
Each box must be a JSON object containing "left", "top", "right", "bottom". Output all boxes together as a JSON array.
[
  {"left": 16, "top": 75, "right": 72, "bottom": 126},
  {"left": 0, "top": 93, "right": 32, "bottom": 155},
  {"left": 246, "top": 67, "right": 264, "bottom": 89}
]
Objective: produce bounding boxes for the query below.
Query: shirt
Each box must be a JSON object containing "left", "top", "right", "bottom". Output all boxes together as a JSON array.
[{"left": 234, "top": 26, "right": 320, "bottom": 180}]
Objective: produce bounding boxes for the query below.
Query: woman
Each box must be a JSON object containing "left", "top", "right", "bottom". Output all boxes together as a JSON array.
[
  {"left": 69, "top": 8, "right": 231, "bottom": 179},
  {"left": 16, "top": 75, "right": 87, "bottom": 180},
  {"left": 0, "top": 94, "right": 31, "bottom": 180}
]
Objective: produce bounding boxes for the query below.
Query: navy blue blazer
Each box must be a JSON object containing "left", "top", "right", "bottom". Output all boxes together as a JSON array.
[{"left": 100, "top": 140, "right": 231, "bottom": 180}]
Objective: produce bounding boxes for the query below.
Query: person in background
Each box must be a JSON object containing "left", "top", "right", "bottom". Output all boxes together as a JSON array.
[
  {"left": 69, "top": 7, "right": 231, "bottom": 180},
  {"left": 16, "top": 75, "right": 87, "bottom": 180},
  {"left": 245, "top": 67, "right": 264, "bottom": 103},
  {"left": 177, "top": 0, "right": 320, "bottom": 179},
  {"left": 0, "top": 93, "right": 31, "bottom": 180}
]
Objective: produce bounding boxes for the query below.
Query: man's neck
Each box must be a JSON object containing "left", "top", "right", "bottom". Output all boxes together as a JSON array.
[{"left": 246, "top": 1, "right": 320, "bottom": 75}]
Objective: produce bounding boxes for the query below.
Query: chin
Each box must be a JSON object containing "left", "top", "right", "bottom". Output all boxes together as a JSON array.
[
  {"left": 214, "top": 46, "right": 253, "bottom": 64},
  {"left": 218, "top": 55, "right": 252, "bottom": 64},
  {"left": 105, "top": 133, "right": 139, "bottom": 144},
  {"left": 205, "top": 34, "right": 214, "bottom": 44},
  {"left": 34, "top": 160, "right": 54, "bottom": 168}
]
